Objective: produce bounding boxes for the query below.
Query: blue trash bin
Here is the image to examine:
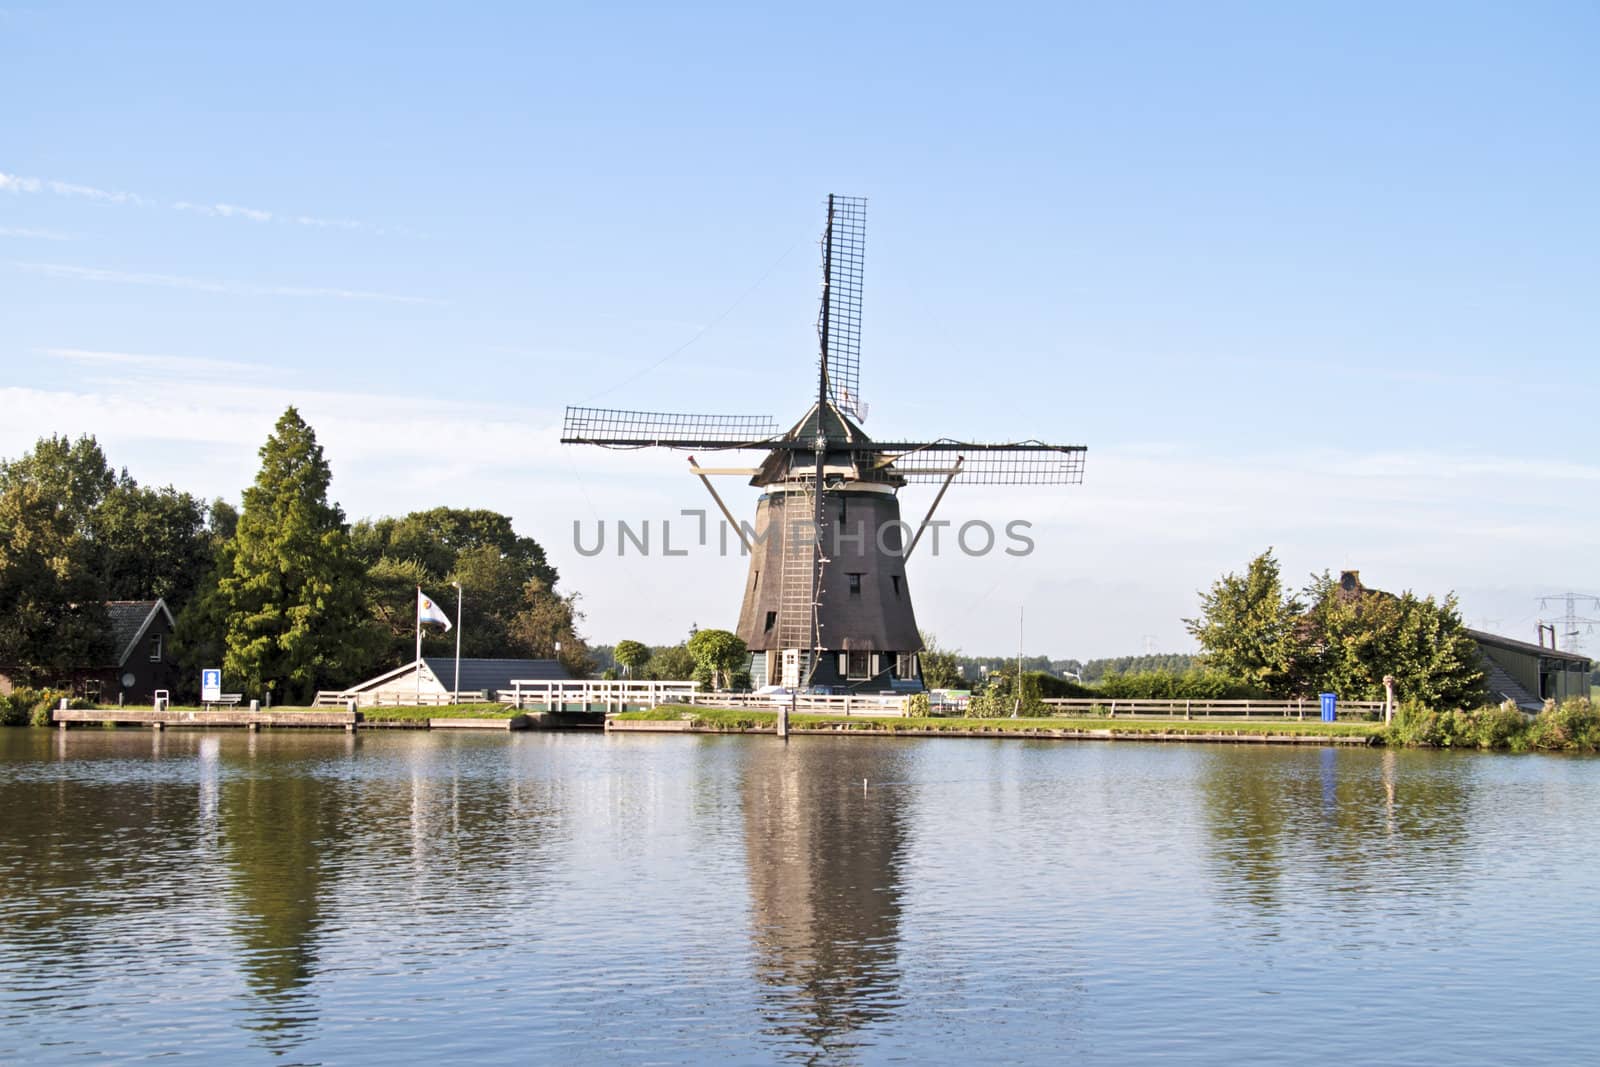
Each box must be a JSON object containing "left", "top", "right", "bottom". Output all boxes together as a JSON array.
[{"left": 1319, "top": 692, "right": 1337, "bottom": 722}]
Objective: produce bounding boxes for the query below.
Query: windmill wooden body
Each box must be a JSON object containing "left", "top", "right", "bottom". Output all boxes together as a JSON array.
[{"left": 562, "top": 196, "right": 1086, "bottom": 691}]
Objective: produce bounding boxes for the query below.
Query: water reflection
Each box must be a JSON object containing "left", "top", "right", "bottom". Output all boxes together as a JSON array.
[
  {"left": 1199, "top": 746, "right": 1475, "bottom": 922},
  {"left": 220, "top": 734, "right": 353, "bottom": 1052},
  {"left": 741, "top": 740, "right": 911, "bottom": 1060}
]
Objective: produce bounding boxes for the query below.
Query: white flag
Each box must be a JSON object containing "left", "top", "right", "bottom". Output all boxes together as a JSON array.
[{"left": 418, "top": 589, "right": 453, "bottom": 631}]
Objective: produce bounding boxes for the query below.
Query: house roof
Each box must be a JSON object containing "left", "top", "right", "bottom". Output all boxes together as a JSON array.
[
  {"left": 1468, "top": 628, "right": 1591, "bottom": 667},
  {"left": 345, "top": 656, "right": 572, "bottom": 695},
  {"left": 422, "top": 657, "right": 571, "bottom": 693},
  {"left": 108, "top": 600, "right": 174, "bottom": 667}
]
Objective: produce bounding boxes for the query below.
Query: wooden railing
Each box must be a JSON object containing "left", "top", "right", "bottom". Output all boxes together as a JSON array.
[
  {"left": 1039, "top": 697, "right": 1387, "bottom": 720},
  {"left": 681, "top": 691, "right": 910, "bottom": 717},
  {"left": 500, "top": 679, "right": 701, "bottom": 711}
]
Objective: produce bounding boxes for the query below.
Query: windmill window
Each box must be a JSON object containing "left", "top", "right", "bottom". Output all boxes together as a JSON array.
[
  {"left": 896, "top": 653, "right": 917, "bottom": 678},
  {"left": 891, "top": 575, "right": 901, "bottom": 598},
  {"left": 848, "top": 573, "right": 863, "bottom": 595},
  {"left": 148, "top": 634, "right": 163, "bottom": 662},
  {"left": 764, "top": 611, "right": 777, "bottom": 633},
  {"left": 847, "top": 650, "right": 870, "bottom": 679},
  {"left": 752, "top": 570, "right": 759, "bottom": 589}
]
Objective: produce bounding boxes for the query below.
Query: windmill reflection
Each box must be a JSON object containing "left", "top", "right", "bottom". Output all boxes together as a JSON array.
[{"left": 742, "top": 739, "right": 911, "bottom": 1059}]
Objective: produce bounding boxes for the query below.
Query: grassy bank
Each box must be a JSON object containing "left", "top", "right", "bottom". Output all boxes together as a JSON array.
[
  {"left": 615, "top": 705, "right": 1383, "bottom": 740},
  {"left": 618, "top": 699, "right": 1600, "bottom": 752},
  {"left": 310, "top": 703, "right": 516, "bottom": 722}
]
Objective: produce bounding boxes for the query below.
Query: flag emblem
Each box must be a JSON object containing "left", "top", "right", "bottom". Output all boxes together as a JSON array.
[{"left": 417, "top": 588, "right": 453, "bottom": 631}]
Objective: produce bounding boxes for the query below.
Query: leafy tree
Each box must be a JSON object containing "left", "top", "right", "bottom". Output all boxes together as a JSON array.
[
  {"left": 95, "top": 484, "right": 213, "bottom": 608},
  {"left": 1185, "top": 548, "right": 1306, "bottom": 697},
  {"left": 211, "top": 408, "right": 368, "bottom": 702},
  {"left": 918, "top": 632, "right": 964, "bottom": 689},
  {"left": 614, "top": 639, "right": 650, "bottom": 678},
  {"left": 1300, "top": 573, "right": 1485, "bottom": 707},
  {"left": 0, "top": 479, "right": 110, "bottom": 679},
  {"left": 507, "top": 577, "right": 593, "bottom": 675},
  {"left": 0, "top": 433, "right": 122, "bottom": 539},
  {"left": 349, "top": 507, "right": 565, "bottom": 673},
  {"left": 644, "top": 643, "right": 696, "bottom": 681},
  {"left": 686, "top": 629, "right": 746, "bottom": 690},
  {"left": 1081, "top": 653, "right": 1195, "bottom": 683}
]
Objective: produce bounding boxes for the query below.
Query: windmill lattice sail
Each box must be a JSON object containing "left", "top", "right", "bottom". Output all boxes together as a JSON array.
[{"left": 820, "top": 195, "right": 867, "bottom": 420}]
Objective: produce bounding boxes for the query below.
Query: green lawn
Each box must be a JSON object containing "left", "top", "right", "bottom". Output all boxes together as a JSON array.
[
  {"left": 346, "top": 703, "right": 516, "bottom": 722},
  {"left": 614, "top": 705, "right": 1384, "bottom": 739}
]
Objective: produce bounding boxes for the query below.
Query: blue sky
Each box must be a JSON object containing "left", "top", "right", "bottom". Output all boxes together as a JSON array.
[{"left": 3, "top": 2, "right": 1597, "bottom": 659}]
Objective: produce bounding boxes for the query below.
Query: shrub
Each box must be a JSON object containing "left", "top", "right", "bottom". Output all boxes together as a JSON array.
[
  {"left": 906, "top": 692, "right": 930, "bottom": 717},
  {"left": 0, "top": 687, "right": 72, "bottom": 728},
  {"left": 1473, "top": 704, "right": 1528, "bottom": 750},
  {"left": 1526, "top": 698, "right": 1600, "bottom": 751},
  {"left": 1095, "top": 668, "right": 1266, "bottom": 701}
]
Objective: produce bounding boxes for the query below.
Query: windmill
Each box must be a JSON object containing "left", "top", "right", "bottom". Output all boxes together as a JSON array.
[{"left": 562, "top": 195, "right": 1086, "bottom": 691}]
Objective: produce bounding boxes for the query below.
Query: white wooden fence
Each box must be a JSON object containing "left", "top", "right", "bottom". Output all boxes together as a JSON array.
[
  {"left": 681, "top": 691, "right": 910, "bottom": 717},
  {"left": 1039, "top": 697, "right": 1388, "bottom": 720},
  {"left": 500, "top": 679, "right": 700, "bottom": 711}
]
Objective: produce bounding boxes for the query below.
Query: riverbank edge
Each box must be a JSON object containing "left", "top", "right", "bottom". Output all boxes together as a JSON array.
[
  {"left": 605, "top": 720, "right": 1380, "bottom": 745},
  {"left": 606, "top": 708, "right": 1384, "bottom": 745}
]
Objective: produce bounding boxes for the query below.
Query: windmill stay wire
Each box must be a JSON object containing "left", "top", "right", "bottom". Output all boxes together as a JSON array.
[{"left": 582, "top": 240, "right": 800, "bottom": 405}]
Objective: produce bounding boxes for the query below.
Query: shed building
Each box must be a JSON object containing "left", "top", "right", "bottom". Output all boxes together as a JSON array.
[
  {"left": 338, "top": 657, "right": 571, "bottom": 705},
  {"left": 1468, "top": 629, "right": 1591, "bottom": 711}
]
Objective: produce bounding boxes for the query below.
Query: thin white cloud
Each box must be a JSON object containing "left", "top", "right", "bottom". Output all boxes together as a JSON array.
[
  {"left": 15, "top": 261, "right": 442, "bottom": 305},
  {"left": 0, "top": 225, "right": 73, "bottom": 241},
  {"left": 3, "top": 168, "right": 371, "bottom": 231},
  {"left": 174, "top": 201, "right": 273, "bottom": 223},
  {"left": 2, "top": 170, "right": 146, "bottom": 204},
  {"left": 43, "top": 346, "right": 267, "bottom": 378}
]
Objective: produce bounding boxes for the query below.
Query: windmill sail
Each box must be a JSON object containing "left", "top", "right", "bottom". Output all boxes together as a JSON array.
[{"left": 819, "top": 195, "right": 867, "bottom": 419}]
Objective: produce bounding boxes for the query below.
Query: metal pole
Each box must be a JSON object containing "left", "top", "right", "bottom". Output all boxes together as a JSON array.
[
  {"left": 453, "top": 582, "right": 462, "bottom": 704},
  {"left": 1013, "top": 605, "right": 1023, "bottom": 717},
  {"left": 415, "top": 586, "right": 422, "bottom": 706}
]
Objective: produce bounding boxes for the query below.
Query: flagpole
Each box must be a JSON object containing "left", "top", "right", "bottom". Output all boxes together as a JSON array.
[
  {"left": 452, "top": 581, "right": 462, "bottom": 704},
  {"left": 415, "top": 586, "right": 423, "bottom": 706}
]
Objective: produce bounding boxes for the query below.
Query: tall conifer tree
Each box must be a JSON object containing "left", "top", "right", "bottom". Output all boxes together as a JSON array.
[{"left": 215, "top": 408, "right": 366, "bottom": 702}]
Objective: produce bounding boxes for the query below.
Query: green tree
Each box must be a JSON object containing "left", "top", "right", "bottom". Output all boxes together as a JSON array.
[
  {"left": 1185, "top": 548, "right": 1306, "bottom": 697},
  {"left": 0, "top": 479, "right": 110, "bottom": 679},
  {"left": 1300, "top": 573, "right": 1485, "bottom": 707},
  {"left": 0, "top": 434, "right": 121, "bottom": 539},
  {"left": 614, "top": 639, "right": 650, "bottom": 678},
  {"left": 507, "top": 577, "right": 593, "bottom": 675},
  {"left": 687, "top": 628, "right": 747, "bottom": 690},
  {"left": 349, "top": 507, "right": 562, "bottom": 672},
  {"left": 918, "top": 631, "right": 963, "bottom": 689},
  {"left": 211, "top": 408, "right": 367, "bottom": 702},
  {"left": 95, "top": 484, "right": 213, "bottom": 608},
  {"left": 644, "top": 643, "right": 696, "bottom": 681}
]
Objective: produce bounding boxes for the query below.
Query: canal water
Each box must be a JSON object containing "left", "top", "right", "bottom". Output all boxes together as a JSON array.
[{"left": 1, "top": 729, "right": 1594, "bottom": 1064}]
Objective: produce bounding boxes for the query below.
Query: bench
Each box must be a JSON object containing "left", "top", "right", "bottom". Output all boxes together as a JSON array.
[{"left": 204, "top": 693, "right": 243, "bottom": 709}]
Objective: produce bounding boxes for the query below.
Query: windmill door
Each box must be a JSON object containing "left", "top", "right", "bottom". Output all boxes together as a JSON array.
[{"left": 781, "top": 649, "right": 801, "bottom": 688}]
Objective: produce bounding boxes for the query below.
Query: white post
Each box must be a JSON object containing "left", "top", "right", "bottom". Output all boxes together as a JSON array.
[
  {"left": 453, "top": 581, "right": 463, "bottom": 704},
  {"left": 415, "top": 586, "right": 423, "bottom": 707}
]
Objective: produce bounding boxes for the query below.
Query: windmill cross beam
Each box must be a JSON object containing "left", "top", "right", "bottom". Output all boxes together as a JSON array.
[{"left": 560, "top": 194, "right": 1089, "bottom": 690}]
